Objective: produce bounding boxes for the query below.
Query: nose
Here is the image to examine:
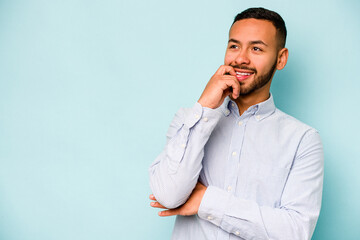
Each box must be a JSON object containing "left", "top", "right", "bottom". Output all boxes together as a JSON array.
[{"left": 234, "top": 49, "right": 250, "bottom": 65}]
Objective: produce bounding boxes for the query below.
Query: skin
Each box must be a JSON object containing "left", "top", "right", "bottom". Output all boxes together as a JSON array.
[
  {"left": 150, "top": 18, "right": 289, "bottom": 217},
  {"left": 199, "top": 18, "right": 288, "bottom": 115},
  {"left": 149, "top": 182, "right": 207, "bottom": 217}
]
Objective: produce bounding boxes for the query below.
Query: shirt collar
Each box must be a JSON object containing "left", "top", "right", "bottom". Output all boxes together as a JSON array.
[
  {"left": 253, "top": 93, "right": 276, "bottom": 121},
  {"left": 219, "top": 93, "right": 276, "bottom": 120}
]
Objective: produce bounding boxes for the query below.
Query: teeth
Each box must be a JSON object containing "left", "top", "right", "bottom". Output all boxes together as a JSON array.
[{"left": 236, "top": 72, "right": 252, "bottom": 76}]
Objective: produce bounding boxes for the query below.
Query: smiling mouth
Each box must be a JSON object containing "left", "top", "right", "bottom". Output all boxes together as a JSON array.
[{"left": 236, "top": 71, "right": 254, "bottom": 81}]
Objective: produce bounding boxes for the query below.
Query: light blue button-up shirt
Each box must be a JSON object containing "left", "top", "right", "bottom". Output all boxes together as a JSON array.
[{"left": 149, "top": 94, "right": 324, "bottom": 240}]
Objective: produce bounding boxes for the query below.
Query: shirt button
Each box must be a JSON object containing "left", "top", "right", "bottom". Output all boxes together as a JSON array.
[
  {"left": 227, "top": 186, "right": 232, "bottom": 192},
  {"left": 238, "top": 121, "right": 243, "bottom": 126},
  {"left": 232, "top": 151, "right": 237, "bottom": 156},
  {"left": 231, "top": 103, "right": 235, "bottom": 107},
  {"left": 180, "top": 143, "right": 186, "bottom": 148},
  {"left": 225, "top": 110, "right": 230, "bottom": 115},
  {"left": 203, "top": 117, "right": 208, "bottom": 122},
  {"left": 235, "top": 231, "right": 240, "bottom": 236},
  {"left": 255, "top": 115, "right": 261, "bottom": 120},
  {"left": 207, "top": 216, "right": 213, "bottom": 220},
  {"left": 195, "top": 114, "right": 200, "bottom": 119}
]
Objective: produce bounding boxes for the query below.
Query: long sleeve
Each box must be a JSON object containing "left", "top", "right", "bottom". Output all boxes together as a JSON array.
[
  {"left": 197, "top": 129, "right": 324, "bottom": 240},
  {"left": 149, "top": 102, "right": 223, "bottom": 209}
]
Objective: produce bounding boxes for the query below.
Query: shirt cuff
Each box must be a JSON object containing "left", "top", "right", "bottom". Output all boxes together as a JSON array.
[
  {"left": 197, "top": 186, "right": 231, "bottom": 227},
  {"left": 183, "top": 102, "right": 223, "bottom": 129}
]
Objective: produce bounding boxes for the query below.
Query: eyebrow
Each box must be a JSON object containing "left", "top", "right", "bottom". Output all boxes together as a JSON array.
[{"left": 228, "top": 38, "right": 268, "bottom": 47}]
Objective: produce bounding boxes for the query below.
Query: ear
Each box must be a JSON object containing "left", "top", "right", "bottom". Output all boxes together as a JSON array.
[{"left": 276, "top": 48, "right": 289, "bottom": 70}]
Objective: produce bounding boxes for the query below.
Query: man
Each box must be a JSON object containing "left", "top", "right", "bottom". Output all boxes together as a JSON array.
[{"left": 149, "top": 7, "right": 323, "bottom": 240}]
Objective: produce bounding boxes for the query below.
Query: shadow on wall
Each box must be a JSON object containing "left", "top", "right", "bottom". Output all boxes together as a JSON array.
[
  {"left": 312, "top": 152, "right": 341, "bottom": 239},
  {"left": 271, "top": 56, "right": 306, "bottom": 118}
]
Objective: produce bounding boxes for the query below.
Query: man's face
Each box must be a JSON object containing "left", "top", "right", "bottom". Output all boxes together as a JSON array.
[{"left": 225, "top": 18, "right": 281, "bottom": 95}]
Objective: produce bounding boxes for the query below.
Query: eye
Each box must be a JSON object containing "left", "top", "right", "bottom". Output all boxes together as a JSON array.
[
  {"left": 253, "top": 46, "right": 262, "bottom": 51},
  {"left": 229, "top": 44, "right": 238, "bottom": 49}
]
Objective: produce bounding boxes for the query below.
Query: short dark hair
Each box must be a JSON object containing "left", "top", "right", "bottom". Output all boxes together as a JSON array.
[{"left": 232, "top": 7, "right": 287, "bottom": 48}]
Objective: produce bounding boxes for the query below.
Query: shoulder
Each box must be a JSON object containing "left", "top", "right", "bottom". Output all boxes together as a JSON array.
[
  {"left": 268, "top": 108, "right": 321, "bottom": 150},
  {"left": 273, "top": 108, "right": 319, "bottom": 134},
  {"left": 270, "top": 109, "right": 323, "bottom": 165}
]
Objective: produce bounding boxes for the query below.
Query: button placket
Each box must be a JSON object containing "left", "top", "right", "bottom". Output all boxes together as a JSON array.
[{"left": 223, "top": 116, "right": 246, "bottom": 197}]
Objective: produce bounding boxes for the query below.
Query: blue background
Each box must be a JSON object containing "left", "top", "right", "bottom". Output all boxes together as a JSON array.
[{"left": 0, "top": 0, "right": 359, "bottom": 239}]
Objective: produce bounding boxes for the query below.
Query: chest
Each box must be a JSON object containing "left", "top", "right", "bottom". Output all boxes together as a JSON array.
[{"left": 200, "top": 116, "right": 298, "bottom": 207}]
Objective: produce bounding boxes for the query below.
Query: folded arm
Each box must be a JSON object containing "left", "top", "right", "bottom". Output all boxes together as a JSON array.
[{"left": 148, "top": 103, "right": 223, "bottom": 209}]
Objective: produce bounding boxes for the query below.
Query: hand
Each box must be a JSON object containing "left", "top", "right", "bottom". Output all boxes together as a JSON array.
[
  {"left": 149, "top": 182, "right": 207, "bottom": 217},
  {"left": 198, "top": 65, "right": 240, "bottom": 109}
]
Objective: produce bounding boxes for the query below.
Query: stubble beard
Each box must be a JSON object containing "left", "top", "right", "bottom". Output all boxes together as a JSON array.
[{"left": 237, "top": 58, "right": 278, "bottom": 96}]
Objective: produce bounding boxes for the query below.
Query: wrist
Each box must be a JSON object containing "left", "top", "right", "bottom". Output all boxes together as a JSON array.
[{"left": 198, "top": 98, "right": 217, "bottom": 109}]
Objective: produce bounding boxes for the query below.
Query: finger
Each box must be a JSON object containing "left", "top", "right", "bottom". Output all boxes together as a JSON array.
[
  {"left": 215, "top": 65, "right": 236, "bottom": 76},
  {"left": 215, "top": 75, "right": 240, "bottom": 99},
  {"left": 150, "top": 201, "right": 167, "bottom": 209},
  {"left": 223, "top": 78, "right": 240, "bottom": 98},
  {"left": 158, "top": 209, "right": 179, "bottom": 217},
  {"left": 149, "top": 194, "right": 156, "bottom": 201}
]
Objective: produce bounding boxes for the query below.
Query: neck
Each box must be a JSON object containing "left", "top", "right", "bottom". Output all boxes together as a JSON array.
[{"left": 232, "top": 90, "right": 270, "bottom": 116}]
